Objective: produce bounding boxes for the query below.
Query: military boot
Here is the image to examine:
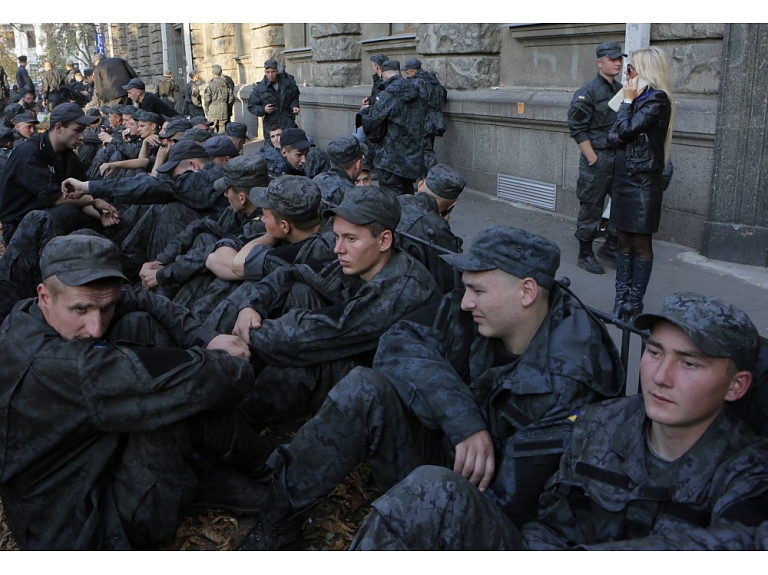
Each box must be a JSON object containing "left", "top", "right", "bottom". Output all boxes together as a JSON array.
[
  {"left": 612, "top": 253, "right": 633, "bottom": 319},
  {"left": 597, "top": 231, "right": 619, "bottom": 263},
  {"left": 577, "top": 240, "right": 604, "bottom": 274},
  {"left": 237, "top": 477, "right": 305, "bottom": 551},
  {"left": 627, "top": 258, "right": 654, "bottom": 319}
]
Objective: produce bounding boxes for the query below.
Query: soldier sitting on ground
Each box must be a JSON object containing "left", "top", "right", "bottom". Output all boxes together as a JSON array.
[
  {"left": 0, "top": 234, "right": 275, "bottom": 550},
  {"left": 237, "top": 225, "right": 624, "bottom": 550},
  {"left": 269, "top": 127, "right": 310, "bottom": 180},
  {"left": 351, "top": 292, "right": 768, "bottom": 551},
  {"left": 314, "top": 134, "right": 366, "bottom": 210}
]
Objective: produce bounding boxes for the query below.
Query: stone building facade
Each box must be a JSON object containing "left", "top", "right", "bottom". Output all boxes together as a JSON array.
[{"left": 103, "top": 23, "right": 768, "bottom": 267}]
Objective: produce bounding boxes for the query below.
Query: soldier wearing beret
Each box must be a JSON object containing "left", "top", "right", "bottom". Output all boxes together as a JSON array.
[
  {"left": 568, "top": 41, "right": 625, "bottom": 274},
  {"left": 246, "top": 59, "right": 300, "bottom": 140},
  {"left": 238, "top": 225, "right": 624, "bottom": 550},
  {"left": 362, "top": 60, "right": 426, "bottom": 195},
  {"left": 313, "top": 134, "right": 367, "bottom": 209},
  {"left": 353, "top": 292, "right": 768, "bottom": 551},
  {"left": 0, "top": 234, "right": 276, "bottom": 549}
]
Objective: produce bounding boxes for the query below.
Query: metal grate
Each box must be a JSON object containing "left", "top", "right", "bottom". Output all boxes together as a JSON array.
[{"left": 497, "top": 173, "right": 556, "bottom": 211}]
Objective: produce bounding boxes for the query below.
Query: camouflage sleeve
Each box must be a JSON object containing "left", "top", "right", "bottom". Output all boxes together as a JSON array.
[
  {"left": 362, "top": 91, "right": 395, "bottom": 136},
  {"left": 567, "top": 89, "right": 595, "bottom": 144},
  {"left": 247, "top": 86, "right": 265, "bottom": 117},
  {"left": 116, "top": 285, "right": 220, "bottom": 348},
  {"left": 154, "top": 216, "right": 221, "bottom": 264},
  {"left": 89, "top": 174, "right": 178, "bottom": 205},
  {"left": 373, "top": 294, "right": 487, "bottom": 443},
  {"left": 171, "top": 170, "right": 220, "bottom": 210},
  {"left": 155, "top": 244, "right": 214, "bottom": 288},
  {"left": 203, "top": 85, "right": 212, "bottom": 108}
]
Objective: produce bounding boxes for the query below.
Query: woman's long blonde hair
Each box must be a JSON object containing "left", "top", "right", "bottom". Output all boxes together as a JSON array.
[{"left": 633, "top": 46, "right": 675, "bottom": 165}]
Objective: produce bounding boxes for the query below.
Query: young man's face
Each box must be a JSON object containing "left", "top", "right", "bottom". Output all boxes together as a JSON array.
[
  {"left": 405, "top": 68, "right": 417, "bottom": 78},
  {"left": 261, "top": 208, "right": 288, "bottom": 240},
  {"left": 355, "top": 171, "right": 372, "bottom": 187},
  {"left": 269, "top": 128, "right": 283, "bottom": 149},
  {"left": 15, "top": 121, "right": 35, "bottom": 138},
  {"left": 597, "top": 55, "right": 624, "bottom": 79},
  {"left": 108, "top": 113, "right": 122, "bottom": 128},
  {"left": 640, "top": 320, "right": 741, "bottom": 433},
  {"left": 37, "top": 280, "right": 122, "bottom": 340},
  {"left": 224, "top": 187, "right": 248, "bottom": 213},
  {"left": 460, "top": 269, "right": 524, "bottom": 342},
  {"left": 265, "top": 67, "right": 278, "bottom": 82},
  {"left": 333, "top": 216, "right": 390, "bottom": 282},
  {"left": 137, "top": 121, "right": 156, "bottom": 139},
  {"left": 54, "top": 122, "right": 88, "bottom": 150},
  {"left": 22, "top": 92, "right": 35, "bottom": 105},
  {"left": 122, "top": 116, "right": 138, "bottom": 134},
  {"left": 282, "top": 147, "right": 308, "bottom": 170}
]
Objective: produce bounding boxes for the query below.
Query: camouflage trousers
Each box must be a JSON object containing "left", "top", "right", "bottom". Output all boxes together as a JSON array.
[
  {"left": 422, "top": 134, "right": 437, "bottom": 176},
  {"left": 350, "top": 466, "right": 523, "bottom": 550},
  {"left": 378, "top": 169, "right": 415, "bottom": 196},
  {"left": 575, "top": 149, "right": 617, "bottom": 242},
  {"left": 211, "top": 119, "right": 227, "bottom": 134},
  {"left": 266, "top": 367, "right": 452, "bottom": 516}
]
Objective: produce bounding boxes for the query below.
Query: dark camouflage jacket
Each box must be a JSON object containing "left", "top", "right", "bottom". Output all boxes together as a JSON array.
[
  {"left": 204, "top": 77, "right": 233, "bottom": 121},
  {"left": 314, "top": 165, "right": 356, "bottom": 210},
  {"left": 89, "top": 162, "right": 228, "bottom": 217},
  {"left": 522, "top": 395, "right": 768, "bottom": 550},
  {"left": 567, "top": 72, "right": 622, "bottom": 150},
  {"left": 246, "top": 73, "right": 300, "bottom": 138},
  {"left": 243, "top": 249, "right": 439, "bottom": 368},
  {"left": 374, "top": 285, "right": 624, "bottom": 522},
  {"left": 362, "top": 75, "right": 426, "bottom": 179},
  {"left": 410, "top": 69, "right": 447, "bottom": 137},
  {"left": 0, "top": 288, "right": 253, "bottom": 550}
]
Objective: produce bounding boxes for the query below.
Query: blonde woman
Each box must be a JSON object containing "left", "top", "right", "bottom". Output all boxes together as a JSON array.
[{"left": 609, "top": 46, "right": 675, "bottom": 318}]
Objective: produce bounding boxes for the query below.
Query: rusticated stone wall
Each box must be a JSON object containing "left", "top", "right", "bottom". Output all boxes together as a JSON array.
[{"left": 311, "top": 24, "right": 361, "bottom": 88}]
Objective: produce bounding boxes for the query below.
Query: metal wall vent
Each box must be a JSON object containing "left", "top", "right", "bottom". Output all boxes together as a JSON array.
[{"left": 497, "top": 173, "right": 556, "bottom": 212}]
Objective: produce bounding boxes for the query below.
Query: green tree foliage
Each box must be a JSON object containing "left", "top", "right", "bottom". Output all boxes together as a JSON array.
[{"left": 41, "top": 23, "right": 98, "bottom": 71}]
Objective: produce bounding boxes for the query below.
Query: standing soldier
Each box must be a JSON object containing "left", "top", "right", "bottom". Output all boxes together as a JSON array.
[
  {"left": 40, "top": 61, "right": 63, "bottom": 112},
  {"left": 154, "top": 70, "right": 181, "bottom": 110},
  {"left": 402, "top": 58, "right": 448, "bottom": 175},
  {"left": 246, "top": 59, "right": 300, "bottom": 140},
  {"left": 0, "top": 64, "right": 9, "bottom": 102},
  {"left": 62, "top": 58, "right": 78, "bottom": 86},
  {"left": 183, "top": 70, "right": 205, "bottom": 119},
  {"left": 222, "top": 70, "right": 236, "bottom": 126},
  {"left": 567, "top": 41, "right": 625, "bottom": 275},
  {"left": 204, "top": 65, "right": 232, "bottom": 134}
]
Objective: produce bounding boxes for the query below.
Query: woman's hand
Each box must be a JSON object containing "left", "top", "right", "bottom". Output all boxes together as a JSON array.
[{"left": 623, "top": 76, "right": 640, "bottom": 102}]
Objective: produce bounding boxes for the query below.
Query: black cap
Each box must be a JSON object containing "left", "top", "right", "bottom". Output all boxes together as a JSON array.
[
  {"left": 251, "top": 176, "right": 321, "bottom": 222},
  {"left": 12, "top": 111, "right": 39, "bottom": 125},
  {"left": 202, "top": 134, "right": 241, "bottom": 158},
  {"left": 182, "top": 127, "right": 214, "bottom": 143},
  {"left": 214, "top": 154, "right": 269, "bottom": 192},
  {"left": 156, "top": 140, "right": 210, "bottom": 173},
  {"left": 280, "top": 128, "right": 310, "bottom": 150},
  {"left": 225, "top": 122, "right": 250, "bottom": 139},
  {"left": 264, "top": 59, "right": 278, "bottom": 70},
  {"left": 380, "top": 60, "right": 401, "bottom": 72},
  {"left": 50, "top": 103, "right": 100, "bottom": 126},
  {"left": 135, "top": 110, "right": 162, "bottom": 125},
  {"left": 634, "top": 292, "right": 760, "bottom": 372},
  {"left": 324, "top": 186, "right": 401, "bottom": 232},
  {"left": 190, "top": 116, "right": 213, "bottom": 126},
  {"left": 40, "top": 235, "right": 127, "bottom": 286},
  {"left": 121, "top": 105, "right": 140, "bottom": 118},
  {"left": 595, "top": 42, "right": 627, "bottom": 59},
  {"left": 327, "top": 134, "right": 367, "bottom": 165},
  {"left": 402, "top": 58, "right": 422, "bottom": 71},
  {"left": 0, "top": 127, "right": 15, "bottom": 145},
  {"left": 424, "top": 164, "right": 465, "bottom": 200},
  {"left": 159, "top": 117, "right": 193, "bottom": 138},
  {"left": 441, "top": 226, "right": 560, "bottom": 289},
  {"left": 121, "top": 78, "right": 145, "bottom": 91},
  {"left": 370, "top": 54, "right": 389, "bottom": 66},
  {"left": 18, "top": 55, "right": 27, "bottom": 63}
]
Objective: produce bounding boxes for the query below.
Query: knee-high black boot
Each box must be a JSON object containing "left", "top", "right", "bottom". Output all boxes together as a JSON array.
[
  {"left": 612, "top": 253, "right": 633, "bottom": 319},
  {"left": 627, "top": 258, "right": 653, "bottom": 318}
]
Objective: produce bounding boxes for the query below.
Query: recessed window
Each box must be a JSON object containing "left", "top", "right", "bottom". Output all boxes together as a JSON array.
[{"left": 391, "top": 24, "right": 417, "bottom": 35}]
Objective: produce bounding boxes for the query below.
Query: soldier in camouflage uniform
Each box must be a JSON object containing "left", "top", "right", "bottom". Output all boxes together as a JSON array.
[
  {"left": 246, "top": 59, "right": 300, "bottom": 140},
  {"left": 204, "top": 65, "right": 234, "bottom": 134},
  {"left": 154, "top": 70, "right": 181, "bottom": 110},
  {"left": 402, "top": 58, "right": 448, "bottom": 175},
  {"left": 314, "top": 134, "right": 366, "bottom": 210},
  {"left": 362, "top": 60, "right": 426, "bottom": 195},
  {"left": 217, "top": 187, "right": 439, "bottom": 431},
  {"left": 182, "top": 71, "right": 205, "bottom": 118},
  {"left": 39, "top": 61, "right": 63, "bottom": 112},
  {"left": 396, "top": 163, "right": 465, "bottom": 292},
  {"left": 269, "top": 128, "right": 310, "bottom": 180},
  {"left": 568, "top": 41, "right": 625, "bottom": 275},
  {"left": 352, "top": 292, "right": 768, "bottom": 551},
  {"left": 238, "top": 225, "right": 624, "bottom": 550},
  {"left": 0, "top": 234, "right": 277, "bottom": 550}
]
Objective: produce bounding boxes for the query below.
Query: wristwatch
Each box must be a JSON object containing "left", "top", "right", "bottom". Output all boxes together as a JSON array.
[{"left": 622, "top": 98, "right": 633, "bottom": 104}]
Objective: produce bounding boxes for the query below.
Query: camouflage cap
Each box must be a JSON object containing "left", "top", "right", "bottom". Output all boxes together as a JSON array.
[
  {"left": 380, "top": 60, "right": 401, "bottom": 72},
  {"left": 634, "top": 292, "right": 760, "bottom": 372},
  {"left": 4, "top": 104, "right": 23, "bottom": 122},
  {"left": 50, "top": 103, "right": 100, "bottom": 125},
  {"left": 595, "top": 42, "right": 627, "bottom": 59},
  {"left": 182, "top": 127, "right": 214, "bottom": 143},
  {"left": 251, "top": 175, "right": 321, "bottom": 223},
  {"left": 280, "top": 128, "right": 310, "bottom": 150},
  {"left": 135, "top": 110, "right": 162, "bottom": 125},
  {"left": 40, "top": 235, "right": 127, "bottom": 287},
  {"left": 424, "top": 164, "right": 465, "bottom": 200},
  {"left": 202, "top": 134, "right": 240, "bottom": 158},
  {"left": 402, "top": 58, "right": 422, "bottom": 71},
  {"left": 327, "top": 134, "right": 367, "bottom": 166},
  {"left": 214, "top": 154, "right": 269, "bottom": 192},
  {"left": 441, "top": 226, "right": 560, "bottom": 289},
  {"left": 0, "top": 127, "right": 15, "bottom": 145},
  {"left": 225, "top": 122, "right": 250, "bottom": 139},
  {"left": 156, "top": 140, "right": 210, "bottom": 173},
  {"left": 121, "top": 105, "right": 140, "bottom": 118},
  {"left": 264, "top": 59, "right": 278, "bottom": 70},
  {"left": 159, "top": 117, "right": 193, "bottom": 138},
  {"left": 323, "top": 186, "right": 401, "bottom": 232},
  {"left": 190, "top": 116, "right": 213, "bottom": 126}
]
